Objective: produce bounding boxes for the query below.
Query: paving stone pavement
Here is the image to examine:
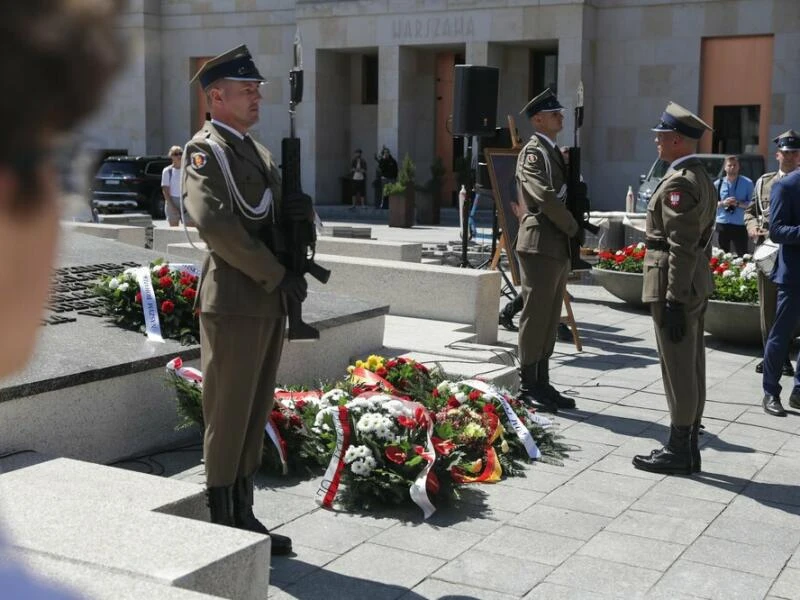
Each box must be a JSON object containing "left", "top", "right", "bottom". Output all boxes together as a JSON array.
[{"left": 147, "top": 222, "right": 800, "bottom": 599}]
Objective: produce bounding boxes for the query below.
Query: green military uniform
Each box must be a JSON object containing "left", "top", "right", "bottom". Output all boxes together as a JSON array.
[
  {"left": 746, "top": 171, "right": 780, "bottom": 347},
  {"left": 183, "top": 45, "right": 295, "bottom": 555},
  {"left": 514, "top": 89, "right": 578, "bottom": 413},
  {"left": 633, "top": 102, "right": 715, "bottom": 476}
]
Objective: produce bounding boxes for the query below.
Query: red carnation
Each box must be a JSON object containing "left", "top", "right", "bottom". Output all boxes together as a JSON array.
[
  {"left": 710, "top": 257, "right": 719, "bottom": 267},
  {"left": 295, "top": 399, "right": 306, "bottom": 410},
  {"left": 376, "top": 366, "right": 388, "bottom": 377},
  {"left": 161, "top": 300, "right": 175, "bottom": 314},
  {"left": 386, "top": 360, "right": 398, "bottom": 369},
  {"left": 447, "top": 397, "right": 460, "bottom": 409},
  {"left": 431, "top": 388, "right": 440, "bottom": 398},
  {"left": 134, "top": 292, "right": 142, "bottom": 304},
  {"left": 396, "top": 358, "right": 407, "bottom": 365},
  {"left": 397, "top": 415, "right": 416, "bottom": 429},
  {"left": 158, "top": 266, "right": 169, "bottom": 277},
  {"left": 159, "top": 276, "right": 173, "bottom": 288},
  {"left": 385, "top": 446, "right": 407, "bottom": 464},
  {"left": 482, "top": 403, "right": 496, "bottom": 414},
  {"left": 289, "top": 415, "right": 302, "bottom": 428},
  {"left": 614, "top": 255, "right": 626, "bottom": 263},
  {"left": 468, "top": 390, "right": 481, "bottom": 401},
  {"left": 182, "top": 288, "right": 197, "bottom": 300}
]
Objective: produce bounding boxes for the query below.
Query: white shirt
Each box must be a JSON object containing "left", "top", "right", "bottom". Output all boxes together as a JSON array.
[
  {"left": 669, "top": 154, "right": 697, "bottom": 170},
  {"left": 211, "top": 118, "right": 245, "bottom": 140},
  {"left": 161, "top": 165, "right": 181, "bottom": 198},
  {"left": 535, "top": 132, "right": 558, "bottom": 150}
]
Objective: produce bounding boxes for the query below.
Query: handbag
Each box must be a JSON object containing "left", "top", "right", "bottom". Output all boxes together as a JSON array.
[{"left": 753, "top": 238, "right": 779, "bottom": 276}]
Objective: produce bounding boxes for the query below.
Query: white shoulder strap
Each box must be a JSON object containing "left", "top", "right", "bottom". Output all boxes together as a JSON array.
[{"left": 205, "top": 138, "right": 273, "bottom": 222}]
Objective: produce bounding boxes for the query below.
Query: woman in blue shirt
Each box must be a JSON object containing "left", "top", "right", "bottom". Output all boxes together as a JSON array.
[{"left": 715, "top": 155, "right": 754, "bottom": 256}]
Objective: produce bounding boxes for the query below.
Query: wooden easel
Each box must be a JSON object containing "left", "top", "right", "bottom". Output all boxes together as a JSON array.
[{"left": 561, "top": 291, "right": 582, "bottom": 352}]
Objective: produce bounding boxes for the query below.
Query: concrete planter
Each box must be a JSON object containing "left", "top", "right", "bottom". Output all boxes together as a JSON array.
[
  {"left": 704, "top": 299, "right": 761, "bottom": 345},
  {"left": 592, "top": 268, "right": 645, "bottom": 307}
]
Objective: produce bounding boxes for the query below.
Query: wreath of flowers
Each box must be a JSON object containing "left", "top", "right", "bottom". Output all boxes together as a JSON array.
[{"left": 166, "top": 354, "right": 571, "bottom": 516}]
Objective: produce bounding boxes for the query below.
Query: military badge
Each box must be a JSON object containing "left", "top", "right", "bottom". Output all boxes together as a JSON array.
[
  {"left": 526, "top": 152, "right": 538, "bottom": 165},
  {"left": 191, "top": 152, "right": 207, "bottom": 169},
  {"left": 669, "top": 192, "right": 681, "bottom": 207}
]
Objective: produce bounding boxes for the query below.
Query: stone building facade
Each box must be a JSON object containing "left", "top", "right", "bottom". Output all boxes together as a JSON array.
[{"left": 87, "top": 0, "right": 800, "bottom": 210}]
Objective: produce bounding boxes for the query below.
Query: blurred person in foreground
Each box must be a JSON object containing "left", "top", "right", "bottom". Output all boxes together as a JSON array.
[{"left": 0, "top": 0, "right": 125, "bottom": 597}]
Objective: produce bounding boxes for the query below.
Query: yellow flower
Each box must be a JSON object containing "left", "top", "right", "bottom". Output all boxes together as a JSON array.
[
  {"left": 366, "top": 354, "right": 384, "bottom": 370},
  {"left": 500, "top": 439, "right": 510, "bottom": 454},
  {"left": 463, "top": 422, "right": 486, "bottom": 440},
  {"left": 347, "top": 365, "right": 355, "bottom": 374}
]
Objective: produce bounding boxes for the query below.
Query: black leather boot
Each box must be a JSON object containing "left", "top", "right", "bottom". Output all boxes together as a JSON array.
[
  {"left": 632, "top": 425, "right": 693, "bottom": 475},
  {"left": 499, "top": 296, "right": 522, "bottom": 332},
  {"left": 233, "top": 476, "right": 293, "bottom": 556},
  {"left": 537, "top": 358, "right": 576, "bottom": 409},
  {"left": 517, "top": 363, "right": 558, "bottom": 413},
  {"left": 690, "top": 422, "right": 701, "bottom": 474},
  {"left": 207, "top": 486, "right": 235, "bottom": 526}
]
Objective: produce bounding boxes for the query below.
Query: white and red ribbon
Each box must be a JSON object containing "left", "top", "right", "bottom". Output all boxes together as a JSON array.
[
  {"left": 165, "top": 356, "right": 203, "bottom": 384},
  {"left": 461, "top": 379, "right": 541, "bottom": 460},
  {"left": 265, "top": 417, "right": 289, "bottom": 475},
  {"left": 315, "top": 405, "right": 352, "bottom": 509},
  {"left": 127, "top": 266, "right": 163, "bottom": 343}
]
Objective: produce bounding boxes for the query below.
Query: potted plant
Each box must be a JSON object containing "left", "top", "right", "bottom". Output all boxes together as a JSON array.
[
  {"left": 385, "top": 153, "right": 416, "bottom": 228},
  {"left": 704, "top": 250, "right": 761, "bottom": 344},
  {"left": 593, "top": 243, "right": 647, "bottom": 307},
  {"left": 416, "top": 157, "right": 445, "bottom": 225}
]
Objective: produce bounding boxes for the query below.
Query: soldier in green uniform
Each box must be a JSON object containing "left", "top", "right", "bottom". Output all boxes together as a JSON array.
[
  {"left": 745, "top": 130, "right": 800, "bottom": 380},
  {"left": 514, "top": 89, "right": 578, "bottom": 413},
  {"left": 183, "top": 46, "right": 311, "bottom": 555},
  {"left": 632, "top": 102, "right": 716, "bottom": 475}
]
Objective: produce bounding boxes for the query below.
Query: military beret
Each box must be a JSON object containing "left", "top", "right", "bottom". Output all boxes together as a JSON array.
[
  {"left": 651, "top": 101, "right": 712, "bottom": 140},
  {"left": 774, "top": 130, "right": 800, "bottom": 151},
  {"left": 190, "top": 44, "right": 265, "bottom": 89},
  {"left": 519, "top": 88, "right": 564, "bottom": 119}
]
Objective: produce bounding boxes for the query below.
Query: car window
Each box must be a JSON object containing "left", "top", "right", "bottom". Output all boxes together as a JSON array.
[
  {"left": 648, "top": 160, "right": 669, "bottom": 180},
  {"left": 697, "top": 157, "right": 725, "bottom": 180},
  {"left": 97, "top": 161, "right": 139, "bottom": 177},
  {"left": 145, "top": 161, "right": 170, "bottom": 176}
]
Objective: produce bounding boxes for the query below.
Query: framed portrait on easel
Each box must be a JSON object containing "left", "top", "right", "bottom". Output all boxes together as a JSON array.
[{"left": 484, "top": 146, "right": 522, "bottom": 286}]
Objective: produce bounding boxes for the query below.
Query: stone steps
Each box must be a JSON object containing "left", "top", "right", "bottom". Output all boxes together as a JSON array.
[{"left": 0, "top": 458, "right": 269, "bottom": 600}]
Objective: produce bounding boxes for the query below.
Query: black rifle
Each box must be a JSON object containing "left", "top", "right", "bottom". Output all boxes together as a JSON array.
[
  {"left": 566, "top": 82, "right": 599, "bottom": 271},
  {"left": 279, "top": 36, "right": 330, "bottom": 342}
]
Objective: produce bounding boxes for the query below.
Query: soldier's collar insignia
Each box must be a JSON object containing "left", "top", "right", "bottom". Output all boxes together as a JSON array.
[
  {"left": 669, "top": 191, "right": 681, "bottom": 207},
  {"left": 191, "top": 151, "right": 208, "bottom": 169}
]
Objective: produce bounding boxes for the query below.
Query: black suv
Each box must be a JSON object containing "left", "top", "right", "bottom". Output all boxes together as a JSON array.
[{"left": 92, "top": 155, "right": 171, "bottom": 218}]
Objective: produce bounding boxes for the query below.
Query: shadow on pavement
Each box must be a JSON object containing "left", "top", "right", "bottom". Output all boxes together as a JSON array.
[{"left": 693, "top": 472, "right": 800, "bottom": 514}]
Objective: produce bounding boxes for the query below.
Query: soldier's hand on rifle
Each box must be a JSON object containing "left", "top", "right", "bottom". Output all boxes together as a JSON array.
[
  {"left": 278, "top": 271, "right": 308, "bottom": 303},
  {"left": 283, "top": 192, "right": 313, "bottom": 222}
]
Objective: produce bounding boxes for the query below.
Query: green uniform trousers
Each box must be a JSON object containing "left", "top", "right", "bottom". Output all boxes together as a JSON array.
[
  {"left": 651, "top": 296, "right": 708, "bottom": 427},
  {"left": 758, "top": 271, "right": 778, "bottom": 348},
  {"left": 200, "top": 312, "right": 286, "bottom": 487},
  {"left": 517, "top": 251, "right": 569, "bottom": 365}
]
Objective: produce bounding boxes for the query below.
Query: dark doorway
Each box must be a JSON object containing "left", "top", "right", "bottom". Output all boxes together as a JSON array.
[{"left": 712, "top": 105, "right": 760, "bottom": 154}]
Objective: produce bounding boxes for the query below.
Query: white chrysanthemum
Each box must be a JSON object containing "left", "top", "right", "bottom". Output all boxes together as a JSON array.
[
  {"left": 151, "top": 265, "right": 162, "bottom": 273},
  {"left": 722, "top": 270, "right": 734, "bottom": 278},
  {"left": 436, "top": 381, "right": 452, "bottom": 394},
  {"left": 350, "top": 456, "right": 377, "bottom": 476},
  {"left": 723, "top": 252, "right": 734, "bottom": 261},
  {"left": 118, "top": 282, "right": 130, "bottom": 292},
  {"left": 636, "top": 242, "right": 645, "bottom": 250},
  {"left": 384, "top": 399, "right": 412, "bottom": 418},
  {"left": 344, "top": 444, "right": 372, "bottom": 464},
  {"left": 712, "top": 247, "right": 724, "bottom": 258},
  {"left": 743, "top": 254, "right": 752, "bottom": 261},
  {"left": 321, "top": 389, "right": 349, "bottom": 405},
  {"left": 732, "top": 258, "right": 744, "bottom": 266},
  {"left": 454, "top": 392, "right": 467, "bottom": 404},
  {"left": 615, "top": 250, "right": 623, "bottom": 256},
  {"left": 108, "top": 278, "right": 120, "bottom": 290}
]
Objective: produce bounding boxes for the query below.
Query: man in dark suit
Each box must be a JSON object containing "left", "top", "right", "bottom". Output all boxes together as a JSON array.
[
  {"left": 513, "top": 89, "right": 578, "bottom": 413},
  {"left": 183, "top": 45, "right": 310, "bottom": 555},
  {"left": 761, "top": 147, "right": 800, "bottom": 417}
]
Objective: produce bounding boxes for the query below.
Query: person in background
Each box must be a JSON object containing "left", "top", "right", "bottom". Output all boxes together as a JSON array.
[
  {"left": 376, "top": 147, "right": 398, "bottom": 209},
  {"left": 745, "top": 131, "right": 800, "bottom": 378},
  {"left": 0, "top": 0, "right": 125, "bottom": 596},
  {"left": 349, "top": 148, "right": 367, "bottom": 209},
  {"left": 161, "top": 145, "right": 185, "bottom": 226},
  {"left": 713, "top": 155, "right": 753, "bottom": 257}
]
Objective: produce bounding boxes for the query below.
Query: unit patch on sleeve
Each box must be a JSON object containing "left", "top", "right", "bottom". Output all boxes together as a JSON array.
[
  {"left": 191, "top": 152, "right": 208, "bottom": 169},
  {"left": 669, "top": 191, "right": 681, "bottom": 208}
]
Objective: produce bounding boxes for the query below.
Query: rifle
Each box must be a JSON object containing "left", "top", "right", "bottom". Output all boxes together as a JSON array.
[
  {"left": 566, "top": 81, "right": 599, "bottom": 271},
  {"left": 279, "top": 29, "right": 330, "bottom": 341}
]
